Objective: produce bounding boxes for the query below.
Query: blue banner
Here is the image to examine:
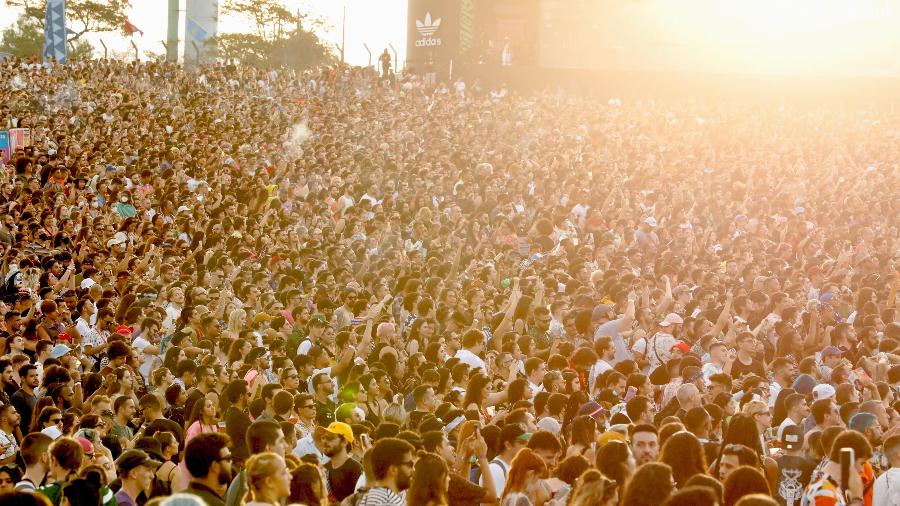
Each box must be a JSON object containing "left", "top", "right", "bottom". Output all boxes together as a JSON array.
[
  {"left": 0, "top": 131, "right": 9, "bottom": 164},
  {"left": 43, "top": 0, "right": 68, "bottom": 64}
]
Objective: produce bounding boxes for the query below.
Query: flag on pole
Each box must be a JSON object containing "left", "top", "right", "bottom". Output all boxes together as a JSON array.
[
  {"left": 124, "top": 20, "right": 144, "bottom": 36},
  {"left": 43, "top": 0, "right": 68, "bottom": 64}
]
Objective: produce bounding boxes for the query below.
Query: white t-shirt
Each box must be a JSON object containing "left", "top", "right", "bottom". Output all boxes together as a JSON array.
[
  {"left": 769, "top": 381, "right": 782, "bottom": 408},
  {"left": 132, "top": 335, "right": 157, "bottom": 382},
  {"left": 588, "top": 359, "right": 613, "bottom": 393},
  {"left": 701, "top": 362, "right": 723, "bottom": 382},
  {"left": 645, "top": 332, "right": 677, "bottom": 370},
  {"left": 455, "top": 349, "right": 486, "bottom": 372},
  {"left": 480, "top": 456, "right": 510, "bottom": 498},
  {"left": 776, "top": 417, "right": 797, "bottom": 441}
]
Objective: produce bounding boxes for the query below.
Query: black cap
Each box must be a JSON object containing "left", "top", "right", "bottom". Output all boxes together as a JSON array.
[
  {"left": 116, "top": 449, "right": 161, "bottom": 474},
  {"left": 781, "top": 424, "right": 804, "bottom": 451}
]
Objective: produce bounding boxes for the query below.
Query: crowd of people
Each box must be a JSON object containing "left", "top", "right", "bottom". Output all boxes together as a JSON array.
[{"left": 0, "top": 53, "right": 899, "bottom": 506}]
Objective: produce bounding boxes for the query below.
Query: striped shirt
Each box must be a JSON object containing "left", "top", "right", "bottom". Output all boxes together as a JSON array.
[{"left": 357, "top": 486, "right": 405, "bottom": 506}]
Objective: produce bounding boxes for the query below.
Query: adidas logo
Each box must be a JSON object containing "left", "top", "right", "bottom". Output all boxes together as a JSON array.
[{"left": 416, "top": 12, "right": 441, "bottom": 37}]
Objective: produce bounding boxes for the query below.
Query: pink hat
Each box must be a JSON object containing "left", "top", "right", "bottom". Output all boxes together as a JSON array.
[{"left": 76, "top": 436, "right": 94, "bottom": 455}]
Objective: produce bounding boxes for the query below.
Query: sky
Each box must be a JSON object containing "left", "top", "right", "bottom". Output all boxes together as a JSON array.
[{"left": 0, "top": 0, "right": 408, "bottom": 67}]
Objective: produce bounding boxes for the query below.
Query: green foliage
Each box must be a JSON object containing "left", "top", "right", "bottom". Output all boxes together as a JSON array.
[
  {"left": 6, "top": 0, "right": 132, "bottom": 42},
  {"left": 213, "top": 0, "right": 336, "bottom": 70},
  {"left": 0, "top": 15, "right": 42, "bottom": 58},
  {"left": 0, "top": 8, "right": 96, "bottom": 59}
]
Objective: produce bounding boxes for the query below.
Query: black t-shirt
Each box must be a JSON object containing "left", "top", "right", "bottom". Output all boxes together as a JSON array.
[
  {"left": 774, "top": 454, "right": 816, "bottom": 506},
  {"left": 184, "top": 388, "right": 205, "bottom": 422},
  {"left": 146, "top": 418, "right": 185, "bottom": 446},
  {"left": 325, "top": 457, "right": 362, "bottom": 502},
  {"left": 315, "top": 399, "right": 337, "bottom": 426},
  {"left": 225, "top": 407, "right": 252, "bottom": 460},
  {"left": 730, "top": 355, "right": 766, "bottom": 379}
]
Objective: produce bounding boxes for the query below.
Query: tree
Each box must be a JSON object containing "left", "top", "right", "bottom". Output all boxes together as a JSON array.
[
  {"left": 0, "top": 15, "right": 42, "bottom": 58},
  {"left": 212, "top": 0, "right": 335, "bottom": 70},
  {"left": 0, "top": 12, "right": 93, "bottom": 59},
  {"left": 6, "top": 0, "right": 132, "bottom": 43}
]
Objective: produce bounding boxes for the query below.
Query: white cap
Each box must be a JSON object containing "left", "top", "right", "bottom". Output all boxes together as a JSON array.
[
  {"left": 106, "top": 231, "right": 128, "bottom": 248},
  {"left": 644, "top": 217, "right": 658, "bottom": 228},
  {"left": 537, "top": 417, "right": 561, "bottom": 435},
  {"left": 812, "top": 384, "right": 836, "bottom": 400},
  {"left": 80, "top": 278, "right": 97, "bottom": 290},
  {"left": 658, "top": 313, "right": 684, "bottom": 327}
]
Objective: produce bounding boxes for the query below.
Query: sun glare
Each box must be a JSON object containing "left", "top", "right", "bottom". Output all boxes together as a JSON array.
[{"left": 666, "top": 0, "right": 900, "bottom": 75}]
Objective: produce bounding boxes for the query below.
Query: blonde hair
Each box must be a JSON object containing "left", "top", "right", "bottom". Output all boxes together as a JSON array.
[
  {"left": 382, "top": 402, "right": 408, "bottom": 427},
  {"left": 228, "top": 308, "right": 246, "bottom": 333},
  {"left": 244, "top": 452, "right": 285, "bottom": 502},
  {"left": 741, "top": 400, "right": 768, "bottom": 417}
]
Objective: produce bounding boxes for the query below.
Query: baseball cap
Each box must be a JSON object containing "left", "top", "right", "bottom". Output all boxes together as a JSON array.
[
  {"left": 658, "top": 313, "right": 684, "bottom": 327},
  {"left": 536, "top": 417, "right": 561, "bottom": 435},
  {"left": 316, "top": 422, "right": 355, "bottom": 443},
  {"left": 671, "top": 341, "right": 690, "bottom": 354},
  {"left": 499, "top": 423, "right": 531, "bottom": 447},
  {"left": 106, "top": 231, "right": 128, "bottom": 248},
  {"left": 578, "top": 401, "right": 607, "bottom": 421},
  {"left": 116, "top": 449, "right": 161, "bottom": 474},
  {"left": 644, "top": 217, "right": 658, "bottom": 228},
  {"left": 50, "top": 343, "right": 72, "bottom": 359},
  {"left": 591, "top": 304, "right": 613, "bottom": 322},
  {"left": 812, "top": 384, "right": 836, "bottom": 400},
  {"left": 781, "top": 424, "right": 804, "bottom": 451},
  {"left": 75, "top": 437, "right": 95, "bottom": 456},
  {"left": 821, "top": 346, "right": 842, "bottom": 358}
]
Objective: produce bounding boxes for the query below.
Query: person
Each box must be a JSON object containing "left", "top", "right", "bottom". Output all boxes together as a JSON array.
[
  {"left": 621, "top": 462, "right": 676, "bottom": 506},
  {"left": 661, "top": 430, "right": 708, "bottom": 488},
  {"left": 631, "top": 424, "right": 660, "bottom": 466},
  {"left": 566, "top": 470, "right": 618, "bottom": 506},
  {"left": 500, "top": 448, "right": 551, "bottom": 505},
  {"left": 724, "top": 466, "right": 771, "bottom": 506},
  {"left": 1, "top": 40, "right": 900, "bottom": 506},
  {"left": 873, "top": 434, "right": 900, "bottom": 505},
  {"left": 243, "top": 453, "right": 292, "bottom": 506},
  {"left": 11, "top": 364, "right": 39, "bottom": 434},
  {"left": 319, "top": 422, "right": 362, "bottom": 502},
  {"left": 0, "top": 491, "right": 54, "bottom": 506},
  {"left": 803, "top": 430, "right": 872, "bottom": 506},
  {"left": 36, "top": 438, "right": 83, "bottom": 505},
  {"left": 358, "top": 438, "right": 415, "bottom": 506},
  {"left": 776, "top": 394, "right": 809, "bottom": 441},
  {"left": 289, "top": 463, "right": 328, "bottom": 506},
  {"left": 184, "top": 394, "right": 219, "bottom": 444},
  {"left": 60, "top": 472, "right": 102, "bottom": 506},
  {"left": 113, "top": 450, "right": 160, "bottom": 506},
  {"left": 222, "top": 380, "right": 252, "bottom": 463},
  {"left": 481, "top": 423, "right": 530, "bottom": 497},
  {"left": 379, "top": 49, "right": 392, "bottom": 78},
  {"left": 718, "top": 444, "right": 760, "bottom": 482},
  {"left": 594, "top": 439, "right": 635, "bottom": 497},
  {"left": 183, "top": 433, "right": 232, "bottom": 506},
  {"left": 15, "top": 433, "right": 52, "bottom": 492},
  {"left": 773, "top": 425, "right": 815, "bottom": 506},
  {"left": 0, "top": 404, "right": 21, "bottom": 465},
  {"left": 526, "top": 431, "right": 561, "bottom": 469},
  {"left": 663, "top": 486, "right": 720, "bottom": 506},
  {"left": 139, "top": 393, "right": 184, "bottom": 444},
  {"left": 407, "top": 453, "right": 449, "bottom": 506},
  {"left": 225, "top": 420, "right": 287, "bottom": 506}
]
